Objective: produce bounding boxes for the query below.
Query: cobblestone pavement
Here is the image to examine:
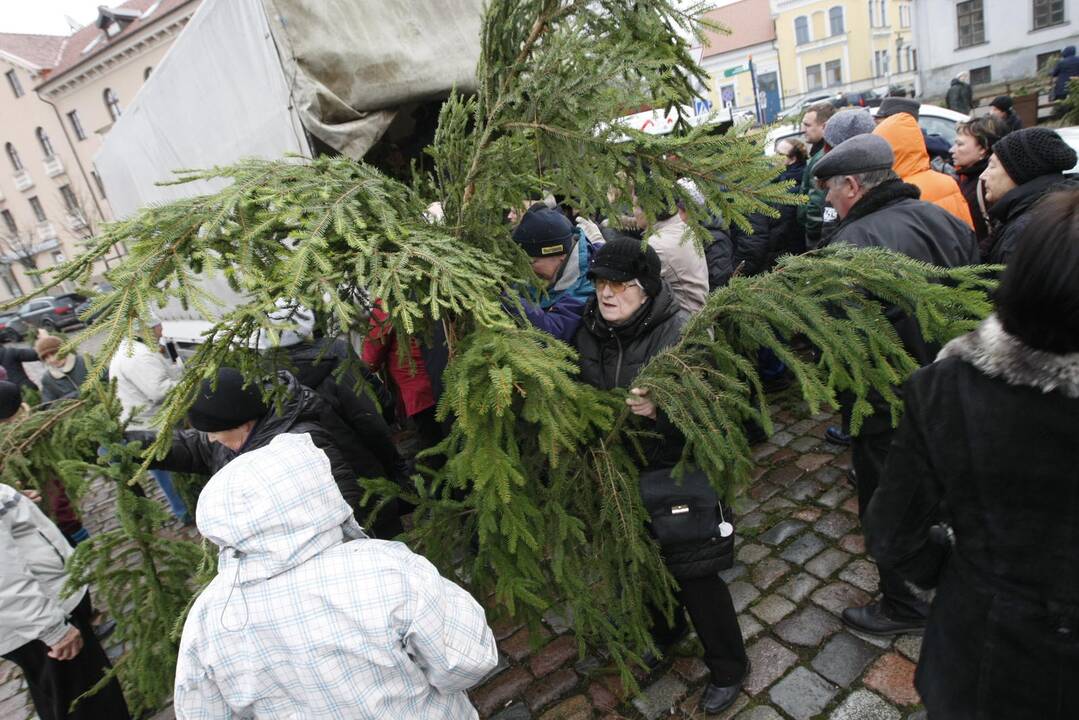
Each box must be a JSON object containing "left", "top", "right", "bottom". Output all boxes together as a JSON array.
[
  {"left": 0, "top": 389, "right": 925, "bottom": 720},
  {"left": 467, "top": 395, "right": 927, "bottom": 720}
]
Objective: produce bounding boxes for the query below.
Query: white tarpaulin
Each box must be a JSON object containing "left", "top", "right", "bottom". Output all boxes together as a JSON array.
[
  {"left": 261, "top": 0, "right": 484, "bottom": 159},
  {"left": 94, "top": 0, "right": 309, "bottom": 220}
]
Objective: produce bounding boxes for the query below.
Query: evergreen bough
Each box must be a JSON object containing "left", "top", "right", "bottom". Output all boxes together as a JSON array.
[{"left": 5, "top": 0, "right": 996, "bottom": 695}]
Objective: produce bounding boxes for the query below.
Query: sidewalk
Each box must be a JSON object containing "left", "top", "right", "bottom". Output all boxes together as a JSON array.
[{"left": 0, "top": 392, "right": 926, "bottom": 720}]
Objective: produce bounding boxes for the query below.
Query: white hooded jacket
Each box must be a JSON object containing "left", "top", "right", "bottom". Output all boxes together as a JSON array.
[
  {"left": 174, "top": 433, "right": 498, "bottom": 719},
  {"left": 0, "top": 483, "right": 88, "bottom": 655}
]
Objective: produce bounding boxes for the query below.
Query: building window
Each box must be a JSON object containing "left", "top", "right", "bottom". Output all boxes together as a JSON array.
[
  {"left": 91, "top": 170, "right": 107, "bottom": 199},
  {"left": 897, "top": 40, "right": 905, "bottom": 73},
  {"left": 870, "top": 0, "right": 888, "bottom": 27},
  {"left": 144, "top": 66, "right": 153, "bottom": 80},
  {"left": 35, "top": 128, "right": 55, "bottom": 158},
  {"left": 5, "top": 143, "right": 23, "bottom": 172},
  {"left": 59, "top": 185, "right": 79, "bottom": 212},
  {"left": 795, "top": 15, "right": 811, "bottom": 45},
  {"left": 825, "top": 59, "right": 842, "bottom": 86},
  {"left": 104, "top": 88, "right": 121, "bottom": 121},
  {"left": 911, "top": 48, "right": 918, "bottom": 71},
  {"left": 970, "top": 65, "right": 992, "bottom": 85},
  {"left": 1, "top": 210, "right": 16, "bottom": 235},
  {"left": 957, "top": 0, "right": 986, "bottom": 48},
  {"left": 874, "top": 50, "right": 891, "bottom": 78},
  {"left": 67, "top": 110, "right": 87, "bottom": 141},
  {"left": 900, "top": 3, "right": 911, "bottom": 28},
  {"left": 1033, "top": 0, "right": 1065, "bottom": 29},
  {"left": 806, "top": 64, "right": 823, "bottom": 91},
  {"left": 28, "top": 197, "right": 47, "bottom": 223},
  {"left": 829, "top": 6, "right": 845, "bottom": 35},
  {"left": 1037, "top": 50, "right": 1061, "bottom": 71},
  {"left": 5, "top": 69, "right": 24, "bottom": 98}
]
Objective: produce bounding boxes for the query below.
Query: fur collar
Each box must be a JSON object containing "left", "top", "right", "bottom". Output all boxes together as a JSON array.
[{"left": 937, "top": 315, "right": 1079, "bottom": 398}]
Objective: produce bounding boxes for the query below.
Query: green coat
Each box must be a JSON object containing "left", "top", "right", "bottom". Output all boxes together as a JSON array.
[{"left": 797, "top": 147, "right": 827, "bottom": 245}]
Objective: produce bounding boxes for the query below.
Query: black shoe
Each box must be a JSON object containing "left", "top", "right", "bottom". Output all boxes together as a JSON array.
[
  {"left": 842, "top": 601, "right": 926, "bottom": 637},
  {"left": 641, "top": 624, "right": 690, "bottom": 671},
  {"left": 698, "top": 660, "right": 749, "bottom": 715},
  {"left": 825, "top": 425, "right": 851, "bottom": 446}
]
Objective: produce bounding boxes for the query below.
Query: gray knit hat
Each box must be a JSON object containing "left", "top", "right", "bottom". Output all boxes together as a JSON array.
[
  {"left": 877, "top": 96, "right": 920, "bottom": 119},
  {"left": 813, "top": 134, "right": 895, "bottom": 179},
  {"left": 824, "top": 110, "right": 877, "bottom": 149}
]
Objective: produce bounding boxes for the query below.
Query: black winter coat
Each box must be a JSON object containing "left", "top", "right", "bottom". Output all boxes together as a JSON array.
[
  {"left": 0, "top": 345, "right": 38, "bottom": 390},
  {"left": 1052, "top": 45, "right": 1079, "bottom": 100},
  {"left": 986, "top": 174, "right": 1077, "bottom": 264},
  {"left": 945, "top": 79, "right": 973, "bottom": 113},
  {"left": 575, "top": 283, "right": 732, "bottom": 580},
  {"left": 866, "top": 316, "right": 1079, "bottom": 719},
  {"left": 703, "top": 220, "right": 736, "bottom": 291},
  {"left": 276, "top": 338, "right": 404, "bottom": 480},
  {"left": 130, "top": 372, "right": 365, "bottom": 519},
  {"left": 954, "top": 158, "right": 990, "bottom": 256},
  {"left": 829, "top": 180, "right": 979, "bottom": 432}
]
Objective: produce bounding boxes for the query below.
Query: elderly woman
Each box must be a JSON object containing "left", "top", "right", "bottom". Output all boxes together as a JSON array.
[
  {"left": 574, "top": 237, "right": 747, "bottom": 715},
  {"left": 949, "top": 116, "right": 1008, "bottom": 255},
  {"left": 866, "top": 189, "right": 1079, "bottom": 719}
]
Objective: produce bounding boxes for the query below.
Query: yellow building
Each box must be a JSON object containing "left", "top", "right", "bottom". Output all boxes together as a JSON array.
[
  {"left": 771, "top": 0, "right": 918, "bottom": 110},
  {"left": 700, "top": 0, "right": 785, "bottom": 123}
]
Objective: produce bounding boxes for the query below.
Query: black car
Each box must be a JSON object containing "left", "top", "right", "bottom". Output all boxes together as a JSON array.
[
  {"left": 0, "top": 313, "right": 29, "bottom": 343},
  {"left": 16, "top": 293, "right": 87, "bottom": 331}
]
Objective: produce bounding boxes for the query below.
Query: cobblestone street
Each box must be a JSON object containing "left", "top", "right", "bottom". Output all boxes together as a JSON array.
[{"left": 0, "top": 392, "right": 926, "bottom": 720}]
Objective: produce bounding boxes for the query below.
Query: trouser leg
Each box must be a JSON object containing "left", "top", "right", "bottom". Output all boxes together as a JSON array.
[
  {"left": 853, "top": 432, "right": 929, "bottom": 622},
  {"left": 2, "top": 595, "right": 130, "bottom": 720},
  {"left": 678, "top": 574, "right": 748, "bottom": 686},
  {"left": 149, "top": 469, "right": 190, "bottom": 521}
]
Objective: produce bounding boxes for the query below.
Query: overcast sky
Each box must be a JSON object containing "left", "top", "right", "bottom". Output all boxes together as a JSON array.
[{"left": 5, "top": 1, "right": 120, "bottom": 36}]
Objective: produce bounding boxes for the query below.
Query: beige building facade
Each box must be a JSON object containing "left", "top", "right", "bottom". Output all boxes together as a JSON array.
[{"left": 0, "top": 0, "right": 198, "bottom": 301}]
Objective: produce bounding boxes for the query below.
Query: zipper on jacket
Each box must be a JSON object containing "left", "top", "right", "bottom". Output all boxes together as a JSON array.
[{"left": 613, "top": 335, "right": 624, "bottom": 388}]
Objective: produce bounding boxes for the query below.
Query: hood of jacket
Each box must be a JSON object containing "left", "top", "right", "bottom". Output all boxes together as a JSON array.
[
  {"left": 938, "top": 314, "right": 1079, "bottom": 399},
  {"left": 1064, "top": 45, "right": 1076, "bottom": 58},
  {"left": 198, "top": 433, "right": 365, "bottom": 584},
  {"left": 276, "top": 340, "right": 341, "bottom": 390},
  {"left": 874, "top": 112, "right": 930, "bottom": 179}
]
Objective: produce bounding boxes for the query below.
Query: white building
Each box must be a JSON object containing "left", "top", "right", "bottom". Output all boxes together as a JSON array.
[{"left": 914, "top": 0, "right": 1079, "bottom": 98}]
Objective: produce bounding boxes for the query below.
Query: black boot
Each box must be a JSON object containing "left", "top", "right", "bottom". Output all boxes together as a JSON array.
[
  {"left": 698, "top": 660, "right": 750, "bottom": 715},
  {"left": 842, "top": 600, "right": 926, "bottom": 637}
]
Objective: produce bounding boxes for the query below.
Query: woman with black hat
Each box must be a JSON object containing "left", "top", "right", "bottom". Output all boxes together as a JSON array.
[
  {"left": 981, "top": 127, "right": 1078, "bottom": 264},
  {"left": 574, "top": 238, "right": 748, "bottom": 715}
]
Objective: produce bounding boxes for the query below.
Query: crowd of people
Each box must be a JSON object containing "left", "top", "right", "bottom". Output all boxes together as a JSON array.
[{"left": 1, "top": 87, "right": 1077, "bottom": 719}]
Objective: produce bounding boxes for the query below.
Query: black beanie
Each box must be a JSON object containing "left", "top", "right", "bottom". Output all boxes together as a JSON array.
[
  {"left": 187, "top": 367, "right": 268, "bottom": 432},
  {"left": 993, "top": 128, "right": 1078, "bottom": 186},
  {"left": 990, "top": 95, "right": 1013, "bottom": 113},
  {"left": 0, "top": 381, "right": 21, "bottom": 420},
  {"left": 511, "top": 206, "right": 575, "bottom": 258},
  {"left": 587, "top": 237, "right": 663, "bottom": 297}
]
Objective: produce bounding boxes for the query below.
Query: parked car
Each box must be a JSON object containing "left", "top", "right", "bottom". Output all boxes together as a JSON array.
[
  {"left": 1054, "top": 126, "right": 1079, "bottom": 175},
  {"left": 74, "top": 284, "right": 114, "bottom": 326},
  {"left": 0, "top": 313, "right": 29, "bottom": 343},
  {"left": 763, "top": 103, "right": 970, "bottom": 156},
  {"left": 16, "top": 293, "right": 87, "bottom": 331}
]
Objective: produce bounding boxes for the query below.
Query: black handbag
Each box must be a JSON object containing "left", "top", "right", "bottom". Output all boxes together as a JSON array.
[{"left": 638, "top": 467, "right": 733, "bottom": 546}]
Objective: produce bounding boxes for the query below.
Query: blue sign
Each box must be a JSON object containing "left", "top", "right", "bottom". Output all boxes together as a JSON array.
[{"left": 694, "top": 98, "right": 714, "bottom": 116}]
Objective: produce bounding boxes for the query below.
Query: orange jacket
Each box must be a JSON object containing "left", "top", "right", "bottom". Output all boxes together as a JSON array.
[{"left": 873, "top": 113, "right": 973, "bottom": 229}]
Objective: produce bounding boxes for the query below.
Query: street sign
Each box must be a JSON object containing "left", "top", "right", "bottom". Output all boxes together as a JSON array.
[
  {"left": 693, "top": 98, "right": 713, "bottom": 116},
  {"left": 723, "top": 65, "right": 749, "bottom": 78},
  {"left": 721, "top": 87, "right": 735, "bottom": 106}
]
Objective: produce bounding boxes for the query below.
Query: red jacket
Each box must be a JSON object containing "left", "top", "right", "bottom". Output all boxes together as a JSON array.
[{"left": 362, "top": 306, "right": 436, "bottom": 418}]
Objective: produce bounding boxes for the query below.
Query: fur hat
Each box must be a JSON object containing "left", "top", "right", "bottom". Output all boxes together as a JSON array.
[
  {"left": 587, "top": 237, "right": 663, "bottom": 297},
  {"left": 993, "top": 128, "right": 1078, "bottom": 186},
  {"left": 33, "top": 335, "right": 62, "bottom": 358},
  {"left": 187, "top": 367, "right": 268, "bottom": 432}
]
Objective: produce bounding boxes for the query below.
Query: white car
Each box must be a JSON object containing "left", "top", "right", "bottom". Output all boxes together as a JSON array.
[
  {"left": 763, "top": 103, "right": 970, "bottom": 156},
  {"left": 1054, "top": 126, "right": 1079, "bottom": 174}
]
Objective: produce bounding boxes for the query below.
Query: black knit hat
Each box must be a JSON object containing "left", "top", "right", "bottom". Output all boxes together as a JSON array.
[
  {"left": 187, "top": 367, "right": 268, "bottom": 432},
  {"left": 990, "top": 95, "right": 1013, "bottom": 113},
  {"left": 992, "top": 128, "right": 1078, "bottom": 186},
  {"left": 587, "top": 237, "right": 662, "bottom": 297},
  {"left": 876, "top": 97, "right": 920, "bottom": 120},
  {"left": 511, "top": 206, "right": 575, "bottom": 258},
  {"left": 0, "top": 381, "right": 21, "bottom": 420}
]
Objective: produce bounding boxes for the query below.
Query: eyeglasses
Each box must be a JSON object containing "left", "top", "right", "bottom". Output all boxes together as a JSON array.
[{"left": 594, "top": 278, "right": 642, "bottom": 294}]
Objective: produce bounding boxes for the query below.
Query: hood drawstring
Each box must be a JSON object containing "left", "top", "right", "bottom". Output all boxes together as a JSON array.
[{"left": 220, "top": 549, "right": 250, "bottom": 632}]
